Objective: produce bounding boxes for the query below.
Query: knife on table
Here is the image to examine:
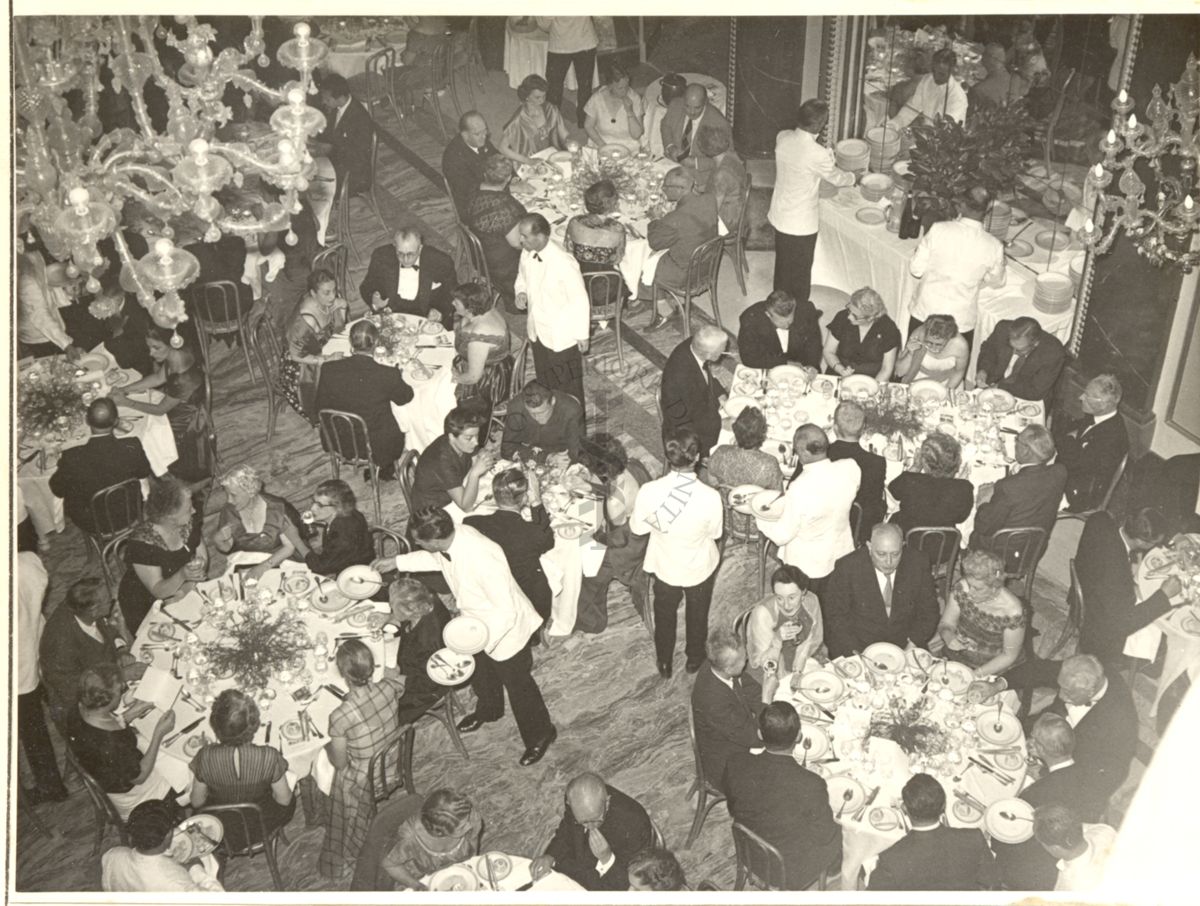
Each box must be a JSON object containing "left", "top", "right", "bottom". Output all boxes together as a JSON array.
[
  {"left": 159, "top": 608, "right": 193, "bottom": 633},
  {"left": 854, "top": 786, "right": 881, "bottom": 822},
  {"left": 164, "top": 717, "right": 205, "bottom": 747}
]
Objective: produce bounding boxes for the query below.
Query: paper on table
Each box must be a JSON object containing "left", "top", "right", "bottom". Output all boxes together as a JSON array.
[{"left": 133, "top": 665, "right": 184, "bottom": 712}]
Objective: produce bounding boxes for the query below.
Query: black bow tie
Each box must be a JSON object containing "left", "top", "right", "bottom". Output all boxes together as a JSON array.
[
  {"left": 439, "top": 551, "right": 452, "bottom": 562},
  {"left": 400, "top": 264, "right": 419, "bottom": 271},
  {"left": 531, "top": 252, "right": 542, "bottom": 262}
]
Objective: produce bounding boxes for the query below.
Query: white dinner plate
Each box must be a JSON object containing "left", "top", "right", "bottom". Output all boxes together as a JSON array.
[
  {"left": 598, "top": 143, "right": 631, "bottom": 161},
  {"left": 828, "top": 776, "right": 867, "bottom": 816},
  {"left": 1017, "top": 402, "right": 1041, "bottom": 417},
  {"left": 1034, "top": 229, "right": 1071, "bottom": 251},
  {"left": 77, "top": 353, "right": 109, "bottom": 372},
  {"left": 1178, "top": 610, "right": 1200, "bottom": 638},
  {"left": 952, "top": 796, "right": 985, "bottom": 826},
  {"left": 795, "top": 670, "right": 844, "bottom": 705},
  {"left": 147, "top": 622, "right": 176, "bottom": 642},
  {"left": 728, "top": 484, "right": 764, "bottom": 514},
  {"left": 404, "top": 362, "right": 436, "bottom": 383},
  {"left": 724, "top": 395, "right": 758, "bottom": 418},
  {"left": 862, "top": 642, "right": 906, "bottom": 673},
  {"left": 976, "top": 709, "right": 1022, "bottom": 746},
  {"left": 832, "top": 657, "right": 863, "bottom": 679},
  {"left": 840, "top": 374, "right": 879, "bottom": 397},
  {"left": 282, "top": 573, "right": 314, "bottom": 595},
  {"left": 906, "top": 648, "right": 935, "bottom": 673},
  {"left": 750, "top": 489, "right": 786, "bottom": 521},
  {"left": 978, "top": 388, "right": 1016, "bottom": 413},
  {"left": 856, "top": 207, "right": 886, "bottom": 225},
  {"left": 168, "top": 814, "right": 224, "bottom": 863},
  {"left": 336, "top": 565, "right": 383, "bottom": 600},
  {"left": 473, "top": 853, "right": 514, "bottom": 883},
  {"left": 1007, "top": 239, "right": 1034, "bottom": 258},
  {"left": 767, "top": 364, "right": 807, "bottom": 385},
  {"left": 909, "top": 379, "right": 949, "bottom": 404},
  {"left": 869, "top": 806, "right": 902, "bottom": 832},
  {"left": 984, "top": 798, "right": 1034, "bottom": 844},
  {"left": 933, "top": 660, "right": 974, "bottom": 695},
  {"left": 793, "top": 724, "right": 830, "bottom": 763},
  {"left": 426, "top": 648, "right": 476, "bottom": 686},
  {"left": 444, "top": 615, "right": 489, "bottom": 655},
  {"left": 311, "top": 584, "right": 353, "bottom": 613},
  {"left": 429, "top": 865, "right": 480, "bottom": 892}
]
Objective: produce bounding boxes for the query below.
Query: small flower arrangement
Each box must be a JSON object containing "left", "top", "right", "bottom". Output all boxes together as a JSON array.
[
  {"left": 18, "top": 357, "right": 94, "bottom": 442},
  {"left": 861, "top": 397, "right": 925, "bottom": 440},
  {"left": 202, "top": 609, "right": 311, "bottom": 690},
  {"left": 868, "top": 693, "right": 950, "bottom": 758}
]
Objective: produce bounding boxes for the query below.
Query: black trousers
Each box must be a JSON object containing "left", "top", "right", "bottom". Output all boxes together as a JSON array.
[
  {"left": 18, "top": 684, "right": 67, "bottom": 795},
  {"left": 544, "top": 49, "right": 595, "bottom": 127},
  {"left": 653, "top": 571, "right": 716, "bottom": 665},
  {"left": 773, "top": 230, "right": 818, "bottom": 305},
  {"left": 471, "top": 640, "right": 554, "bottom": 748},
  {"left": 907, "top": 316, "right": 975, "bottom": 355},
  {"left": 531, "top": 340, "right": 586, "bottom": 421}
]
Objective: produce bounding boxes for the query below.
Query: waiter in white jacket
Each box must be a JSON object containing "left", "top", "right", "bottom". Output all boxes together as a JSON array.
[{"left": 375, "top": 508, "right": 557, "bottom": 766}]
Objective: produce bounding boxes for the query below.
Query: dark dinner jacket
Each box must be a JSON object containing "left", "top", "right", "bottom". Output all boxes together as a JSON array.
[
  {"left": 828, "top": 439, "right": 887, "bottom": 545},
  {"left": 869, "top": 825, "right": 999, "bottom": 890},
  {"left": 315, "top": 354, "right": 414, "bottom": 466},
  {"left": 647, "top": 191, "right": 719, "bottom": 287},
  {"left": 1046, "top": 669, "right": 1138, "bottom": 799},
  {"left": 464, "top": 507, "right": 555, "bottom": 616},
  {"left": 48, "top": 433, "right": 152, "bottom": 534},
  {"left": 660, "top": 340, "right": 725, "bottom": 454},
  {"left": 1054, "top": 412, "right": 1129, "bottom": 513},
  {"left": 1073, "top": 511, "right": 1173, "bottom": 667},
  {"left": 441, "top": 133, "right": 499, "bottom": 217},
  {"left": 822, "top": 546, "right": 939, "bottom": 658},
  {"left": 976, "top": 320, "right": 1067, "bottom": 403},
  {"left": 659, "top": 100, "right": 732, "bottom": 161},
  {"left": 690, "top": 666, "right": 764, "bottom": 794},
  {"left": 320, "top": 97, "right": 375, "bottom": 197},
  {"left": 358, "top": 244, "right": 457, "bottom": 322},
  {"left": 969, "top": 461, "right": 1069, "bottom": 550},
  {"left": 737, "top": 298, "right": 823, "bottom": 370},
  {"left": 544, "top": 784, "right": 652, "bottom": 891},
  {"left": 39, "top": 606, "right": 123, "bottom": 721},
  {"left": 723, "top": 751, "right": 841, "bottom": 888}
]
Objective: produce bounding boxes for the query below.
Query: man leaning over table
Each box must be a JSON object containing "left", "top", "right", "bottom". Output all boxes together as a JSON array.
[
  {"left": 975, "top": 317, "right": 1067, "bottom": 404},
  {"left": 373, "top": 507, "right": 556, "bottom": 766},
  {"left": 515, "top": 213, "right": 591, "bottom": 417},
  {"left": 501, "top": 380, "right": 586, "bottom": 463}
]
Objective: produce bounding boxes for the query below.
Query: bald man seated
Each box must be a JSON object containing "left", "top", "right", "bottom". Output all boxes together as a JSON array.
[
  {"left": 529, "top": 772, "right": 653, "bottom": 891},
  {"left": 660, "top": 83, "right": 732, "bottom": 163},
  {"left": 49, "top": 397, "right": 153, "bottom": 534},
  {"left": 358, "top": 229, "right": 457, "bottom": 322}
]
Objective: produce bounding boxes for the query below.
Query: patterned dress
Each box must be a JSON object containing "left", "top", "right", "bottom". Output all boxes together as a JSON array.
[
  {"left": 281, "top": 297, "right": 339, "bottom": 424},
  {"left": 501, "top": 103, "right": 567, "bottom": 158},
  {"left": 947, "top": 595, "right": 1026, "bottom": 670},
  {"left": 190, "top": 743, "right": 296, "bottom": 848},
  {"left": 164, "top": 362, "right": 212, "bottom": 482},
  {"left": 318, "top": 675, "right": 405, "bottom": 878},
  {"left": 566, "top": 214, "right": 627, "bottom": 309},
  {"left": 453, "top": 326, "right": 514, "bottom": 417},
  {"left": 382, "top": 812, "right": 479, "bottom": 888},
  {"left": 465, "top": 190, "right": 526, "bottom": 299}
]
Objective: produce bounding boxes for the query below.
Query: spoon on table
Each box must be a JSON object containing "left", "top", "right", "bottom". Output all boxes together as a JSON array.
[
  {"left": 994, "top": 701, "right": 1005, "bottom": 734},
  {"left": 1000, "top": 811, "right": 1033, "bottom": 823},
  {"left": 802, "top": 737, "right": 812, "bottom": 767},
  {"left": 836, "top": 788, "right": 854, "bottom": 819}
]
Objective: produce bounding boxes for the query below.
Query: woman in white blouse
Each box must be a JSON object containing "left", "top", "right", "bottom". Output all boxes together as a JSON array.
[{"left": 583, "top": 62, "right": 644, "bottom": 151}]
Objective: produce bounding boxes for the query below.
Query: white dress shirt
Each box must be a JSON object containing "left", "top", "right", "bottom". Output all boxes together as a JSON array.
[
  {"left": 1055, "top": 823, "right": 1117, "bottom": 892},
  {"left": 515, "top": 240, "right": 590, "bottom": 352},
  {"left": 909, "top": 217, "right": 1006, "bottom": 331},
  {"left": 101, "top": 849, "right": 224, "bottom": 892},
  {"left": 396, "top": 261, "right": 419, "bottom": 301},
  {"left": 629, "top": 470, "right": 723, "bottom": 587},
  {"left": 757, "top": 458, "right": 860, "bottom": 579},
  {"left": 17, "top": 551, "right": 48, "bottom": 695},
  {"left": 536, "top": 16, "right": 597, "bottom": 54},
  {"left": 17, "top": 273, "right": 72, "bottom": 349},
  {"left": 390, "top": 525, "right": 542, "bottom": 661},
  {"left": 889, "top": 73, "right": 968, "bottom": 129},
  {"left": 767, "top": 129, "right": 856, "bottom": 237}
]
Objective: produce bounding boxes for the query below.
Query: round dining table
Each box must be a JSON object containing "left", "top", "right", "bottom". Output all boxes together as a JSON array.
[
  {"left": 503, "top": 18, "right": 597, "bottom": 92},
  {"left": 420, "top": 852, "right": 583, "bottom": 891},
  {"left": 775, "top": 649, "right": 1028, "bottom": 889}
]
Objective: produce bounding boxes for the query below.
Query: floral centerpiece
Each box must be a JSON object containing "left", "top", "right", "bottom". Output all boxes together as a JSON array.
[
  {"left": 569, "top": 154, "right": 657, "bottom": 206},
  {"left": 868, "top": 692, "right": 951, "bottom": 759},
  {"left": 860, "top": 397, "right": 925, "bottom": 441},
  {"left": 202, "top": 609, "right": 310, "bottom": 690},
  {"left": 18, "top": 357, "right": 98, "bottom": 444}
]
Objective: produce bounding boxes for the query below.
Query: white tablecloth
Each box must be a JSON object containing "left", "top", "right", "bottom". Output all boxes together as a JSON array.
[
  {"left": 504, "top": 20, "right": 596, "bottom": 92},
  {"left": 812, "top": 186, "right": 1077, "bottom": 377},
  {"left": 129, "top": 559, "right": 397, "bottom": 793},
  {"left": 775, "top": 653, "right": 1026, "bottom": 890},
  {"left": 421, "top": 853, "right": 583, "bottom": 891},
  {"left": 322, "top": 317, "right": 458, "bottom": 454},
  {"left": 324, "top": 35, "right": 409, "bottom": 80},
  {"left": 17, "top": 348, "right": 178, "bottom": 536},
  {"left": 1125, "top": 547, "right": 1200, "bottom": 716},
  {"left": 643, "top": 72, "right": 728, "bottom": 117}
]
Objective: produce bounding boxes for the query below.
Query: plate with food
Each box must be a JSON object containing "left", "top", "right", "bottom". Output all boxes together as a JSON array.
[
  {"left": 724, "top": 395, "right": 758, "bottom": 419},
  {"left": 856, "top": 207, "right": 886, "bottom": 226},
  {"left": 840, "top": 374, "right": 879, "bottom": 397},
  {"left": 993, "top": 750, "right": 1026, "bottom": 772},
  {"left": 1017, "top": 402, "right": 1041, "bottom": 418},
  {"left": 978, "top": 388, "right": 1016, "bottom": 413},
  {"left": 281, "top": 573, "right": 313, "bottom": 596},
  {"left": 280, "top": 719, "right": 306, "bottom": 744},
  {"left": 793, "top": 723, "right": 830, "bottom": 762},
  {"left": 473, "top": 853, "right": 513, "bottom": 883},
  {"left": 984, "top": 798, "right": 1035, "bottom": 844},
  {"left": 728, "top": 484, "right": 764, "bottom": 514},
  {"left": 767, "top": 364, "right": 807, "bottom": 385},
  {"left": 1178, "top": 610, "right": 1200, "bottom": 638},
  {"left": 113, "top": 418, "right": 135, "bottom": 435},
  {"left": 348, "top": 609, "right": 388, "bottom": 630},
  {"left": 554, "top": 520, "right": 588, "bottom": 540},
  {"left": 429, "top": 865, "right": 480, "bottom": 892},
  {"left": 832, "top": 657, "right": 863, "bottom": 679},
  {"left": 976, "top": 709, "right": 1022, "bottom": 746},
  {"left": 750, "top": 489, "right": 786, "bottom": 522},
  {"left": 1007, "top": 239, "right": 1034, "bottom": 258},
  {"left": 147, "top": 622, "right": 176, "bottom": 642},
  {"left": 183, "top": 733, "right": 209, "bottom": 757},
  {"left": 310, "top": 583, "right": 352, "bottom": 613},
  {"left": 337, "top": 564, "right": 384, "bottom": 600},
  {"left": 427, "top": 648, "right": 476, "bottom": 686},
  {"left": 168, "top": 814, "right": 224, "bottom": 862},
  {"left": 952, "top": 796, "right": 984, "bottom": 825},
  {"left": 444, "top": 615, "right": 489, "bottom": 655},
  {"left": 827, "top": 776, "right": 866, "bottom": 816},
  {"left": 909, "top": 379, "right": 949, "bottom": 404},
  {"left": 933, "top": 660, "right": 974, "bottom": 695},
  {"left": 862, "top": 642, "right": 906, "bottom": 674},
  {"left": 868, "top": 806, "right": 903, "bottom": 832},
  {"left": 420, "top": 320, "right": 445, "bottom": 336},
  {"left": 811, "top": 376, "right": 836, "bottom": 396},
  {"left": 906, "top": 647, "right": 935, "bottom": 674},
  {"left": 794, "top": 669, "right": 844, "bottom": 705},
  {"left": 77, "top": 353, "right": 110, "bottom": 373},
  {"left": 105, "top": 369, "right": 130, "bottom": 387},
  {"left": 599, "top": 143, "right": 631, "bottom": 161}
]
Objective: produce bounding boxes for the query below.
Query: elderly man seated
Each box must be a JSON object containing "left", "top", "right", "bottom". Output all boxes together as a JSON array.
[
  {"left": 737, "top": 289, "right": 823, "bottom": 370},
  {"left": 975, "top": 317, "right": 1067, "bottom": 403},
  {"left": 644, "top": 167, "right": 719, "bottom": 332},
  {"left": 1053, "top": 373, "right": 1130, "bottom": 513},
  {"left": 888, "top": 48, "right": 969, "bottom": 129},
  {"left": 529, "top": 772, "right": 653, "bottom": 890},
  {"left": 970, "top": 425, "right": 1068, "bottom": 551},
  {"left": 358, "top": 229, "right": 457, "bottom": 322},
  {"left": 101, "top": 800, "right": 223, "bottom": 892},
  {"left": 500, "top": 380, "right": 586, "bottom": 463},
  {"left": 693, "top": 126, "right": 746, "bottom": 234}
]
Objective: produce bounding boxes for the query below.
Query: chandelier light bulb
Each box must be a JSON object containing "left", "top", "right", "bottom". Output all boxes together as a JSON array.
[
  {"left": 1118, "top": 89, "right": 1128, "bottom": 104},
  {"left": 1187, "top": 196, "right": 1195, "bottom": 211},
  {"left": 1085, "top": 218, "right": 1095, "bottom": 233},
  {"left": 189, "top": 138, "right": 210, "bottom": 162},
  {"left": 1127, "top": 114, "right": 1137, "bottom": 130},
  {"left": 68, "top": 187, "right": 91, "bottom": 213},
  {"left": 154, "top": 237, "right": 175, "bottom": 260},
  {"left": 294, "top": 22, "right": 310, "bottom": 46},
  {"left": 1107, "top": 129, "right": 1117, "bottom": 144}
]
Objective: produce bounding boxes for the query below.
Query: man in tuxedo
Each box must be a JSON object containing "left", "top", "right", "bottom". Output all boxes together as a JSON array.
[
  {"left": 1054, "top": 373, "right": 1129, "bottom": 512},
  {"left": 315, "top": 320, "right": 414, "bottom": 481},
  {"left": 691, "top": 629, "right": 777, "bottom": 794},
  {"left": 529, "top": 773, "right": 653, "bottom": 891},
  {"left": 645, "top": 167, "right": 719, "bottom": 332},
  {"left": 661, "top": 83, "right": 732, "bottom": 163},
  {"left": 359, "top": 229, "right": 457, "bottom": 323},
  {"left": 737, "top": 289, "right": 823, "bottom": 370},
  {"left": 313, "top": 73, "right": 375, "bottom": 243},
  {"left": 869, "top": 773, "right": 998, "bottom": 890},
  {"left": 441, "top": 111, "right": 498, "bottom": 217},
  {"left": 724, "top": 703, "right": 841, "bottom": 889},
  {"left": 970, "top": 424, "right": 1068, "bottom": 550},
  {"left": 975, "top": 317, "right": 1067, "bottom": 403},
  {"left": 827, "top": 401, "right": 885, "bottom": 546},
  {"left": 660, "top": 326, "right": 728, "bottom": 454},
  {"left": 49, "top": 398, "right": 152, "bottom": 534},
  {"left": 823, "top": 523, "right": 940, "bottom": 657}
]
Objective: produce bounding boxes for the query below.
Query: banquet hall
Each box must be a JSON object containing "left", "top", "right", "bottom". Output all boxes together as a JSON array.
[{"left": 9, "top": 9, "right": 1200, "bottom": 901}]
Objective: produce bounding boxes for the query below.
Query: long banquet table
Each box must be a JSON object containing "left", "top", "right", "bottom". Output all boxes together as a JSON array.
[
  {"left": 776, "top": 650, "right": 1027, "bottom": 889},
  {"left": 1125, "top": 541, "right": 1200, "bottom": 717}
]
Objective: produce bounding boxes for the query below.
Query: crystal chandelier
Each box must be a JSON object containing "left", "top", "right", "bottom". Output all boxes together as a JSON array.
[
  {"left": 14, "top": 16, "right": 330, "bottom": 329},
  {"left": 1079, "top": 54, "right": 1200, "bottom": 272}
]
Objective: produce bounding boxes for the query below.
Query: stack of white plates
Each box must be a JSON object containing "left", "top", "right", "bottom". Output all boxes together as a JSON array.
[
  {"left": 859, "top": 173, "right": 894, "bottom": 203},
  {"left": 865, "top": 125, "right": 902, "bottom": 173},
  {"left": 1068, "top": 253, "right": 1086, "bottom": 293},
  {"left": 1033, "top": 272, "right": 1074, "bottom": 313},
  {"left": 984, "top": 201, "right": 1012, "bottom": 239},
  {"left": 835, "top": 138, "right": 870, "bottom": 175}
]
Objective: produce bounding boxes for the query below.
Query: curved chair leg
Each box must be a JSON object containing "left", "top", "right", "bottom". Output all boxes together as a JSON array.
[
  {"left": 264, "top": 830, "right": 284, "bottom": 890},
  {"left": 614, "top": 296, "right": 625, "bottom": 370},
  {"left": 680, "top": 292, "right": 692, "bottom": 338},
  {"left": 726, "top": 245, "right": 747, "bottom": 294},
  {"left": 368, "top": 187, "right": 390, "bottom": 235},
  {"left": 685, "top": 786, "right": 709, "bottom": 848},
  {"left": 708, "top": 281, "right": 723, "bottom": 331},
  {"left": 440, "top": 690, "right": 469, "bottom": 759}
]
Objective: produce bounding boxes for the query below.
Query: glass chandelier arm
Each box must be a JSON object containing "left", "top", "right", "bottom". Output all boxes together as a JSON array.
[
  {"left": 206, "top": 140, "right": 293, "bottom": 175},
  {"left": 108, "top": 177, "right": 186, "bottom": 217},
  {"left": 111, "top": 228, "right": 155, "bottom": 302},
  {"left": 111, "top": 163, "right": 187, "bottom": 199},
  {"left": 99, "top": 146, "right": 159, "bottom": 172},
  {"left": 226, "top": 71, "right": 287, "bottom": 105},
  {"left": 114, "top": 17, "right": 159, "bottom": 141}
]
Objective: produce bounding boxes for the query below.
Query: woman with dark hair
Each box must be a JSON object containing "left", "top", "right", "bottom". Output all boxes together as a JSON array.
[
  {"left": 464, "top": 154, "right": 527, "bottom": 305},
  {"left": 745, "top": 564, "right": 823, "bottom": 683},
  {"left": 576, "top": 434, "right": 652, "bottom": 633},
  {"left": 583, "top": 61, "right": 644, "bottom": 150},
  {"left": 119, "top": 476, "right": 205, "bottom": 633},
  {"left": 189, "top": 689, "right": 295, "bottom": 846},
  {"left": 497, "top": 74, "right": 571, "bottom": 167},
  {"left": 565, "top": 179, "right": 629, "bottom": 298},
  {"left": 887, "top": 433, "right": 975, "bottom": 536},
  {"left": 67, "top": 663, "right": 176, "bottom": 819},
  {"left": 319, "top": 639, "right": 405, "bottom": 879},
  {"left": 111, "top": 325, "right": 212, "bottom": 481},
  {"left": 388, "top": 578, "right": 454, "bottom": 723},
  {"left": 938, "top": 549, "right": 1026, "bottom": 678},
  {"left": 702, "top": 406, "right": 784, "bottom": 491},
  {"left": 281, "top": 267, "right": 349, "bottom": 423},
  {"left": 628, "top": 849, "right": 688, "bottom": 892},
  {"left": 450, "top": 282, "right": 514, "bottom": 420},
  {"left": 382, "top": 789, "right": 482, "bottom": 890},
  {"left": 304, "top": 479, "right": 373, "bottom": 576},
  {"left": 896, "top": 313, "right": 969, "bottom": 388}
]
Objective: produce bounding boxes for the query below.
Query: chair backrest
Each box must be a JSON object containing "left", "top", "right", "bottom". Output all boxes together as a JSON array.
[
  {"left": 199, "top": 801, "right": 269, "bottom": 856},
  {"left": 189, "top": 280, "right": 244, "bottom": 327},
  {"left": 457, "top": 223, "right": 492, "bottom": 291},
  {"left": 318, "top": 409, "right": 375, "bottom": 467},
  {"left": 365, "top": 46, "right": 396, "bottom": 112},
  {"left": 988, "top": 526, "right": 1048, "bottom": 582},
  {"left": 683, "top": 234, "right": 726, "bottom": 296},
  {"left": 339, "top": 129, "right": 381, "bottom": 200},
  {"left": 351, "top": 793, "right": 425, "bottom": 891},
  {"left": 101, "top": 535, "right": 131, "bottom": 601},
  {"left": 397, "top": 449, "right": 419, "bottom": 514},
  {"left": 312, "top": 243, "right": 350, "bottom": 301},
  {"left": 905, "top": 525, "right": 962, "bottom": 569},
  {"left": 687, "top": 706, "right": 718, "bottom": 796},
  {"left": 370, "top": 524, "right": 409, "bottom": 560},
  {"left": 650, "top": 818, "right": 666, "bottom": 850},
  {"left": 1068, "top": 556, "right": 1085, "bottom": 626},
  {"left": 727, "top": 172, "right": 753, "bottom": 243},
  {"left": 89, "top": 478, "right": 144, "bottom": 540},
  {"left": 64, "top": 746, "right": 128, "bottom": 840},
  {"left": 731, "top": 820, "right": 787, "bottom": 890},
  {"left": 248, "top": 309, "right": 286, "bottom": 390},
  {"left": 442, "top": 174, "right": 464, "bottom": 224},
  {"left": 428, "top": 35, "right": 454, "bottom": 93},
  {"left": 732, "top": 605, "right": 755, "bottom": 644},
  {"left": 509, "top": 339, "right": 531, "bottom": 400},
  {"left": 582, "top": 268, "right": 624, "bottom": 317},
  {"left": 1097, "top": 451, "right": 1129, "bottom": 513},
  {"left": 367, "top": 726, "right": 417, "bottom": 814}
]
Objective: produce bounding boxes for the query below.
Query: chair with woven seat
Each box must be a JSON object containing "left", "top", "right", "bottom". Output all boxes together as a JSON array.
[
  {"left": 685, "top": 706, "right": 727, "bottom": 848},
  {"left": 583, "top": 268, "right": 628, "bottom": 370},
  {"left": 63, "top": 746, "right": 128, "bottom": 858},
  {"left": 366, "top": 726, "right": 418, "bottom": 820},
  {"left": 317, "top": 409, "right": 386, "bottom": 525},
  {"left": 986, "top": 526, "right": 1048, "bottom": 605},
  {"left": 86, "top": 478, "right": 144, "bottom": 595},
  {"left": 350, "top": 793, "right": 425, "bottom": 891},
  {"left": 904, "top": 526, "right": 961, "bottom": 605},
  {"left": 312, "top": 243, "right": 350, "bottom": 301},
  {"left": 200, "top": 802, "right": 285, "bottom": 890},
  {"left": 1056, "top": 451, "right": 1129, "bottom": 524},
  {"left": 188, "top": 279, "right": 258, "bottom": 380},
  {"left": 403, "top": 35, "right": 453, "bottom": 141},
  {"left": 333, "top": 129, "right": 390, "bottom": 267},
  {"left": 651, "top": 234, "right": 726, "bottom": 337},
  {"left": 365, "top": 46, "right": 404, "bottom": 128},
  {"left": 722, "top": 175, "right": 754, "bottom": 295}
]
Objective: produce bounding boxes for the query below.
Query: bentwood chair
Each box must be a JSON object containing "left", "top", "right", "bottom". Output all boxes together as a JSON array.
[
  {"left": 731, "top": 821, "right": 840, "bottom": 891},
  {"left": 397, "top": 449, "right": 419, "bottom": 517},
  {"left": 722, "top": 175, "right": 754, "bottom": 295},
  {"left": 317, "top": 409, "right": 385, "bottom": 525},
  {"left": 365, "top": 46, "right": 404, "bottom": 128},
  {"left": 583, "top": 268, "right": 628, "bottom": 370},
  {"left": 312, "top": 242, "right": 349, "bottom": 301},
  {"left": 651, "top": 234, "right": 726, "bottom": 337},
  {"left": 717, "top": 485, "right": 762, "bottom": 558},
  {"left": 369, "top": 524, "right": 408, "bottom": 560},
  {"left": 442, "top": 174, "right": 465, "bottom": 225},
  {"left": 685, "top": 707, "right": 727, "bottom": 848},
  {"left": 248, "top": 309, "right": 306, "bottom": 443},
  {"left": 451, "top": 19, "right": 487, "bottom": 109},
  {"left": 1048, "top": 558, "right": 1086, "bottom": 657},
  {"left": 334, "top": 129, "right": 390, "bottom": 267},
  {"left": 86, "top": 478, "right": 144, "bottom": 594},
  {"left": 351, "top": 794, "right": 425, "bottom": 890},
  {"left": 987, "top": 526, "right": 1048, "bottom": 604},
  {"left": 487, "top": 339, "right": 531, "bottom": 443},
  {"left": 200, "top": 802, "right": 284, "bottom": 890},
  {"left": 366, "top": 726, "right": 418, "bottom": 819},
  {"left": 757, "top": 537, "right": 781, "bottom": 596},
  {"left": 1056, "top": 452, "right": 1129, "bottom": 524},
  {"left": 457, "top": 223, "right": 493, "bottom": 295},
  {"left": 63, "top": 747, "right": 128, "bottom": 858},
  {"left": 189, "top": 279, "right": 258, "bottom": 381},
  {"left": 405, "top": 35, "right": 453, "bottom": 141},
  {"left": 904, "top": 526, "right": 962, "bottom": 605}
]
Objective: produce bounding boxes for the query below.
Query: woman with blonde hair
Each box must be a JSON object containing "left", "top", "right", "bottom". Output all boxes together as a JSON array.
[
  {"left": 895, "top": 313, "right": 969, "bottom": 388},
  {"left": 211, "top": 464, "right": 307, "bottom": 580},
  {"left": 938, "top": 549, "right": 1026, "bottom": 678},
  {"left": 389, "top": 578, "right": 452, "bottom": 723},
  {"left": 822, "top": 287, "right": 901, "bottom": 381}
]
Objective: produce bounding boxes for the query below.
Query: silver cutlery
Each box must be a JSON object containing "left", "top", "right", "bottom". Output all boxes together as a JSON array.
[
  {"left": 854, "top": 786, "right": 881, "bottom": 822},
  {"left": 1000, "top": 810, "right": 1033, "bottom": 822},
  {"left": 836, "top": 788, "right": 854, "bottom": 819},
  {"left": 954, "top": 789, "right": 987, "bottom": 813},
  {"left": 483, "top": 854, "right": 499, "bottom": 892},
  {"left": 1005, "top": 220, "right": 1034, "bottom": 247},
  {"left": 164, "top": 717, "right": 204, "bottom": 747},
  {"left": 801, "top": 737, "right": 812, "bottom": 767},
  {"left": 994, "top": 701, "right": 1005, "bottom": 734}
]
